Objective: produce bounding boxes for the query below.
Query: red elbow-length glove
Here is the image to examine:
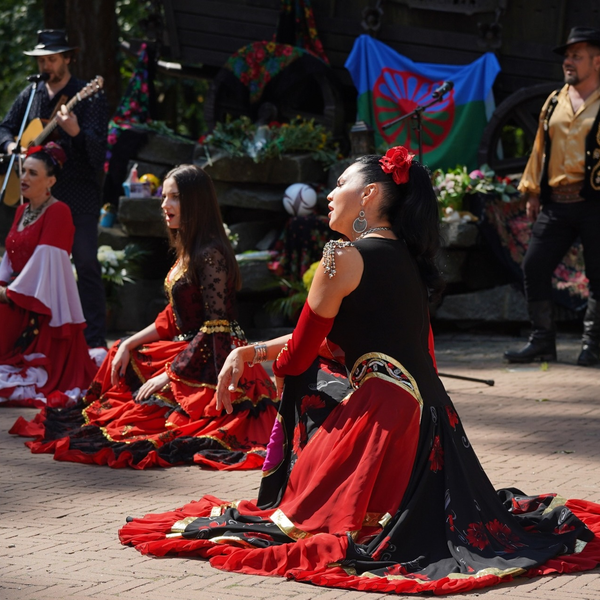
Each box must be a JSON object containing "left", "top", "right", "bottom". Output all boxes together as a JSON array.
[{"left": 272, "top": 302, "right": 334, "bottom": 377}]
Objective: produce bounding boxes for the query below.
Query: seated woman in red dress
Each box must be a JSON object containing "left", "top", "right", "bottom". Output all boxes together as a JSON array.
[
  {"left": 11, "top": 164, "right": 278, "bottom": 469},
  {"left": 119, "top": 149, "right": 600, "bottom": 595},
  {"left": 0, "top": 143, "right": 97, "bottom": 408}
]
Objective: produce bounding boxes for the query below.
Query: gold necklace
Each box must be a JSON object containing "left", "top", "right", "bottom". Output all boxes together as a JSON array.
[{"left": 22, "top": 197, "right": 52, "bottom": 227}]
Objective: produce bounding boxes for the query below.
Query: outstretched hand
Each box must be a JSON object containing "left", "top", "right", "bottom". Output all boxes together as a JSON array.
[
  {"left": 216, "top": 347, "right": 247, "bottom": 414},
  {"left": 136, "top": 372, "right": 170, "bottom": 401},
  {"left": 111, "top": 343, "right": 131, "bottom": 386}
]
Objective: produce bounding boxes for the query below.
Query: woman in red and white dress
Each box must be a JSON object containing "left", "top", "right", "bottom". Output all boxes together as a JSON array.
[{"left": 0, "top": 143, "right": 97, "bottom": 408}]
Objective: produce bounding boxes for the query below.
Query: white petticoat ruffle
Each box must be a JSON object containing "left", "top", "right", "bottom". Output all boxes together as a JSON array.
[{"left": 0, "top": 353, "right": 82, "bottom": 405}]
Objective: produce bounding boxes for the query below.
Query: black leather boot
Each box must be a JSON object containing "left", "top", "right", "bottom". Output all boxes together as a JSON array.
[
  {"left": 504, "top": 300, "right": 557, "bottom": 363},
  {"left": 577, "top": 297, "right": 600, "bottom": 367}
]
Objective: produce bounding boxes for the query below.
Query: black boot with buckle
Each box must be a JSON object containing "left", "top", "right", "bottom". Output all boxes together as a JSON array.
[
  {"left": 577, "top": 297, "right": 600, "bottom": 367},
  {"left": 504, "top": 300, "right": 557, "bottom": 363}
]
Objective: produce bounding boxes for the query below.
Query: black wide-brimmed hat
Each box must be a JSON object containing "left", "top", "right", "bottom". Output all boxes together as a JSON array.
[
  {"left": 553, "top": 27, "right": 600, "bottom": 55},
  {"left": 24, "top": 29, "right": 77, "bottom": 56}
]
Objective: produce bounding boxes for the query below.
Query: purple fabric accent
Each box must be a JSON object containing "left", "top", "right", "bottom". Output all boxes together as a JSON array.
[{"left": 262, "top": 417, "right": 285, "bottom": 472}]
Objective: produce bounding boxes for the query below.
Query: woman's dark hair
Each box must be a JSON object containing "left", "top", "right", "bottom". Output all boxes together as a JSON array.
[
  {"left": 163, "top": 164, "right": 241, "bottom": 290},
  {"left": 354, "top": 154, "right": 445, "bottom": 301},
  {"left": 26, "top": 148, "right": 63, "bottom": 179}
]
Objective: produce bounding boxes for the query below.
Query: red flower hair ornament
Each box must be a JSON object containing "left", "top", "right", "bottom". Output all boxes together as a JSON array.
[
  {"left": 379, "top": 146, "right": 414, "bottom": 185},
  {"left": 26, "top": 142, "right": 67, "bottom": 168}
]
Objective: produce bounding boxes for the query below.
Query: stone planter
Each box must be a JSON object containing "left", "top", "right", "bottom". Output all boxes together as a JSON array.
[
  {"left": 118, "top": 197, "right": 167, "bottom": 238},
  {"left": 195, "top": 152, "right": 328, "bottom": 185}
]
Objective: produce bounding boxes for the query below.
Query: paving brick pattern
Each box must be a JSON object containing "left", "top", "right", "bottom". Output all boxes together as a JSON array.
[{"left": 1, "top": 333, "right": 600, "bottom": 600}]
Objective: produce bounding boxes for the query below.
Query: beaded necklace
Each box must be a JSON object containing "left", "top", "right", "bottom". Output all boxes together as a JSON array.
[
  {"left": 322, "top": 227, "right": 392, "bottom": 278},
  {"left": 22, "top": 197, "right": 52, "bottom": 227}
]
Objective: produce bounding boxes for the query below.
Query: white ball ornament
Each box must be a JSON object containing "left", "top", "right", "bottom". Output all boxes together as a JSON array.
[{"left": 282, "top": 183, "right": 317, "bottom": 217}]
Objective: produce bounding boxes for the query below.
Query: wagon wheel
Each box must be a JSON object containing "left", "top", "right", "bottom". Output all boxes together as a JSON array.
[
  {"left": 478, "top": 82, "right": 559, "bottom": 176},
  {"left": 204, "top": 54, "right": 345, "bottom": 136}
]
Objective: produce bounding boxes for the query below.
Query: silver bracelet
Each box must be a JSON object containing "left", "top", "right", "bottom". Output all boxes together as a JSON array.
[{"left": 251, "top": 343, "right": 268, "bottom": 365}]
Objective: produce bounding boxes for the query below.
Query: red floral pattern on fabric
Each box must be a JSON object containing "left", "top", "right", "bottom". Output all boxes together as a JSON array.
[
  {"left": 445, "top": 405, "right": 459, "bottom": 429},
  {"left": 292, "top": 420, "right": 307, "bottom": 455},
  {"left": 301, "top": 394, "right": 325, "bottom": 413},
  {"left": 428, "top": 435, "right": 443, "bottom": 472},
  {"left": 485, "top": 519, "right": 524, "bottom": 552},
  {"left": 384, "top": 564, "right": 430, "bottom": 580},
  {"left": 465, "top": 521, "right": 490, "bottom": 550},
  {"left": 104, "top": 44, "right": 151, "bottom": 172},
  {"left": 226, "top": 41, "right": 305, "bottom": 103}
]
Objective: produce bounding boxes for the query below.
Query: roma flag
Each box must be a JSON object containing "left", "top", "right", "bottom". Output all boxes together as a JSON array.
[{"left": 345, "top": 35, "right": 501, "bottom": 170}]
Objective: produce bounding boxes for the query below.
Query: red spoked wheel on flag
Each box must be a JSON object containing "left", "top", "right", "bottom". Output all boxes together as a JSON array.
[{"left": 373, "top": 68, "right": 455, "bottom": 153}]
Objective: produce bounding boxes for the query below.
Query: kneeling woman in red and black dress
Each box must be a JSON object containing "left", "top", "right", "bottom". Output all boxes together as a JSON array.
[
  {"left": 119, "top": 149, "right": 600, "bottom": 595},
  {"left": 11, "top": 164, "right": 278, "bottom": 469}
]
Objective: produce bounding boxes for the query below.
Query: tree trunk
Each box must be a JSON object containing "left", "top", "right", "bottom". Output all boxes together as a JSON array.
[
  {"left": 64, "top": 0, "right": 120, "bottom": 113},
  {"left": 43, "top": 0, "right": 66, "bottom": 29}
]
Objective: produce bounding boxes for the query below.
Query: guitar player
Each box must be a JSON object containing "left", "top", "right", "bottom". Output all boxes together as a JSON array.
[{"left": 0, "top": 30, "right": 109, "bottom": 349}]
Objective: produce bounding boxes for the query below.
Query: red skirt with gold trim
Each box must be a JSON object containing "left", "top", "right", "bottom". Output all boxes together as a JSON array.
[
  {"left": 10, "top": 337, "right": 279, "bottom": 469},
  {"left": 118, "top": 355, "right": 600, "bottom": 594}
]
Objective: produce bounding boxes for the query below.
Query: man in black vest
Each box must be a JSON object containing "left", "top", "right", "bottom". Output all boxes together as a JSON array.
[
  {"left": 0, "top": 30, "right": 108, "bottom": 349},
  {"left": 504, "top": 27, "right": 600, "bottom": 366}
]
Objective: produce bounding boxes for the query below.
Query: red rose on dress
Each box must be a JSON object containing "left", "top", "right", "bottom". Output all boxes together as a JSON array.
[
  {"left": 445, "top": 405, "right": 459, "bottom": 429},
  {"left": 428, "top": 435, "right": 444, "bottom": 472},
  {"left": 465, "top": 521, "right": 489, "bottom": 550},
  {"left": 301, "top": 394, "right": 325, "bottom": 413},
  {"left": 379, "top": 146, "right": 414, "bottom": 185},
  {"left": 292, "top": 420, "right": 307, "bottom": 455},
  {"left": 485, "top": 519, "right": 523, "bottom": 551}
]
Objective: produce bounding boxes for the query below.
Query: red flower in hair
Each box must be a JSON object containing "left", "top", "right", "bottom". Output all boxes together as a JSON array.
[
  {"left": 25, "top": 145, "right": 44, "bottom": 157},
  {"left": 379, "top": 146, "right": 414, "bottom": 185}
]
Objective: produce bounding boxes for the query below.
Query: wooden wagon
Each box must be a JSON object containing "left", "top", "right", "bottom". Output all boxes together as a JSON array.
[{"left": 159, "top": 0, "right": 600, "bottom": 173}]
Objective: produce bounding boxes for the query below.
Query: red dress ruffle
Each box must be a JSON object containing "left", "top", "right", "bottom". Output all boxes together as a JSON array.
[{"left": 118, "top": 353, "right": 600, "bottom": 594}]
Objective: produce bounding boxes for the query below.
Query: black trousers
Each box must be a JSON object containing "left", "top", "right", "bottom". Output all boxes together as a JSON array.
[
  {"left": 522, "top": 200, "right": 600, "bottom": 304},
  {"left": 72, "top": 213, "right": 107, "bottom": 347}
]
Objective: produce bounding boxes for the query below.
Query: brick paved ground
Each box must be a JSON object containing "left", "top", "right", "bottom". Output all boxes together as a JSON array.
[{"left": 1, "top": 332, "right": 600, "bottom": 600}]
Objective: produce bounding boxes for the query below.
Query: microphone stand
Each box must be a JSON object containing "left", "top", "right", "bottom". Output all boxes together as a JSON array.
[
  {"left": 382, "top": 92, "right": 451, "bottom": 163},
  {"left": 0, "top": 76, "right": 47, "bottom": 205},
  {"left": 382, "top": 84, "right": 496, "bottom": 387}
]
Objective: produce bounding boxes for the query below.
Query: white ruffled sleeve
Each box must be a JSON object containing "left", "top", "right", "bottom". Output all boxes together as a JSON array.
[
  {"left": 0, "top": 251, "right": 12, "bottom": 285},
  {"left": 8, "top": 244, "right": 85, "bottom": 327}
]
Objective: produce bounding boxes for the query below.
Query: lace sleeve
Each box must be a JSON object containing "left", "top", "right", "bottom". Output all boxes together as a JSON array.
[{"left": 167, "top": 247, "right": 235, "bottom": 385}]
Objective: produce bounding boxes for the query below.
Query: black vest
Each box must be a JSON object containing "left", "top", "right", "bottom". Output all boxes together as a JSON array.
[{"left": 540, "top": 88, "right": 600, "bottom": 203}]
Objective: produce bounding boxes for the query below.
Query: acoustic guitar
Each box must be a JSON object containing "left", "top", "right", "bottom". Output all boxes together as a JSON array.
[{"left": 0, "top": 75, "right": 104, "bottom": 206}]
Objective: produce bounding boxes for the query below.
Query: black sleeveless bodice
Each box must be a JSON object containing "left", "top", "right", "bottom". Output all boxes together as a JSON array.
[{"left": 328, "top": 237, "right": 446, "bottom": 401}]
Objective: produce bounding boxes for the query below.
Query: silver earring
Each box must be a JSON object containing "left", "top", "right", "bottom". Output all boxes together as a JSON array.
[{"left": 353, "top": 210, "right": 367, "bottom": 234}]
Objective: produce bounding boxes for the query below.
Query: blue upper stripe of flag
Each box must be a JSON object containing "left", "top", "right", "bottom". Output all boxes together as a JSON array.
[{"left": 345, "top": 35, "right": 500, "bottom": 105}]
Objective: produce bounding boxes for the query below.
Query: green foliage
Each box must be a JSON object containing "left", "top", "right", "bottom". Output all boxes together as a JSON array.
[
  {"left": 97, "top": 243, "right": 149, "bottom": 307},
  {"left": 0, "top": 0, "right": 43, "bottom": 118},
  {"left": 202, "top": 115, "right": 340, "bottom": 167},
  {"left": 266, "top": 261, "right": 320, "bottom": 321},
  {"left": 500, "top": 124, "right": 531, "bottom": 159},
  {"left": 433, "top": 163, "right": 518, "bottom": 210},
  {"left": 0, "top": 0, "right": 208, "bottom": 142}
]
